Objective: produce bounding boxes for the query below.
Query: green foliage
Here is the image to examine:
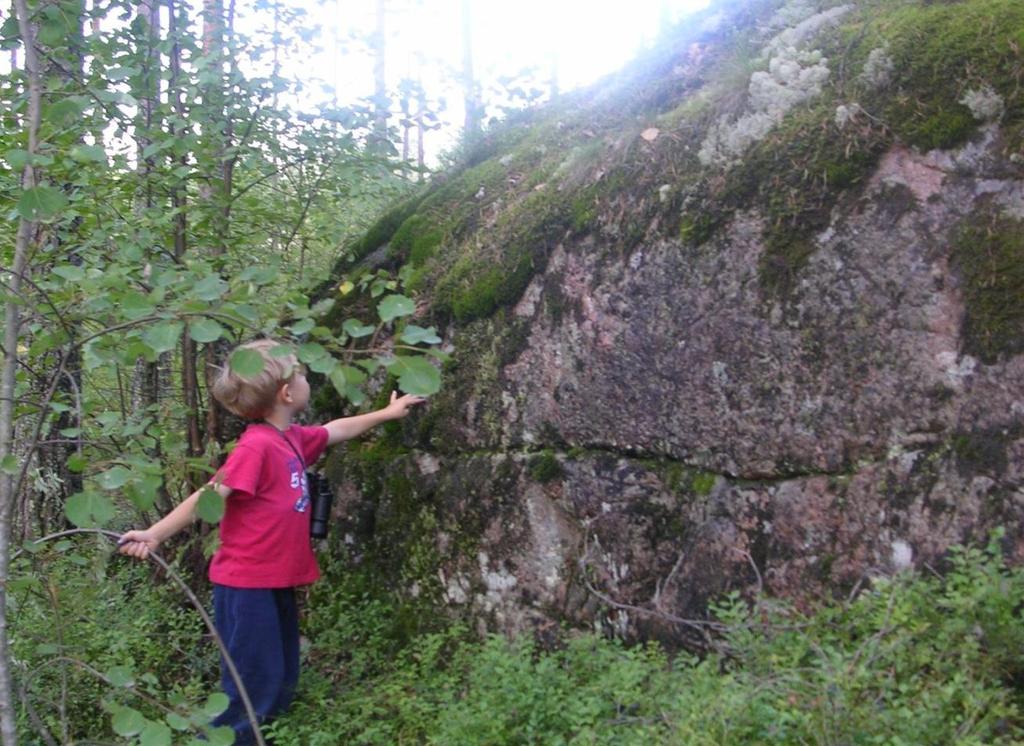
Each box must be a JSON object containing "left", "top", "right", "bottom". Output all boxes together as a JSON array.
[
  {"left": 10, "top": 539, "right": 222, "bottom": 743},
  {"left": 263, "top": 533, "right": 1024, "bottom": 745}
]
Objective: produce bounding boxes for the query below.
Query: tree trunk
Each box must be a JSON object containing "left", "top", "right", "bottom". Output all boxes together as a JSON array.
[
  {"left": 461, "top": 0, "right": 479, "bottom": 139},
  {"left": 372, "top": 0, "right": 388, "bottom": 148},
  {"left": 201, "top": 0, "right": 227, "bottom": 450},
  {"left": 3, "top": 2, "right": 43, "bottom": 740},
  {"left": 167, "top": 0, "right": 203, "bottom": 478},
  {"left": 32, "top": 0, "right": 85, "bottom": 539}
]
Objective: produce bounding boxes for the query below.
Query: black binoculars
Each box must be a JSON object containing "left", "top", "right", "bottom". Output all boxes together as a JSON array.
[{"left": 307, "top": 471, "right": 333, "bottom": 539}]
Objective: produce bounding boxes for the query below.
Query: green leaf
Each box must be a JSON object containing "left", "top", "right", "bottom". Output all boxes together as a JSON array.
[
  {"left": 35, "top": 643, "right": 59, "bottom": 655},
  {"left": 65, "top": 491, "right": 116, "bottom": 528},
  {"left": 207, "top": 726, "right": 236, "bottom": 746},
  {"left": 140, "top": 720, "right": 172, "bottom": 746},
  {"left": 378, "top": 294, "right": 416, "bottom": 323},
  {"left": 356, "top": 358, "right": 382, "bottom": 375},
  {"left": 237, "top": 266, "right": 278, "bottom": 285},
  {"left": 111, "top": 706, "right": 146, "bottom": 736},
  {"left": 297, "top": 342, "right": 328, "bottom": 363},
  {"left": 203, "top": 693, "right": 230, "bottom": 718},
  {"left": 342, "top": 318, "right": 375, "bottom": 338},
  {"left": 229, "top": 348, "right": 264, "bottom": 377},
  {"left": 4, "top": 149, "right": 28, "bottom": 170},
  {"left": 400, "top": 325, "right": 442, "bottom": 345},
  {"left": 189, "top": 318, "right": 225, "bottom": 344},
  {"left": 125, "top": 474, "right": 161, "bottom": 512},
  {"left": 328, "top": 365, "right": 368, "bottom": 401},
  {"left": 345, "top": 385, "right": 367, "bottom": 406},
  {"left": 192, "top": 274, "right": 228, "bottom": 301},
  {"left": 311, "top": 298, "right": 335, "bottom": 316},
  {"left": 69, "top": 144, "right": 106, "bottom": 163},
  {"left": 268, "top": 343, "right": 295, "bottom": 358},
  {"left": 387, "top": 356, "right": 441, "bottom": 396},
  {"left": 120, "top": 291, "right": 155, "bottom": 320},
  {"left": 97, "top": 465, "right": 132, "bottom": 490},
  {"left": 51, "top": 264, "right": 85, "bottom": 282},
  {"left": 17, "top": 186, "right": 68, "bottom": 222},
  {"left": 0, "top": 16, "right": 18, "bottom": 43},
  {"left": 424, "top": 348, "right": 452, "bottom": 363},
  {"left": 0, "top": 455, "right": 17, "bottom": 475},
  {"left": 197, "top": 487, "right": 225, "bottom": 524},
  {"left": 67, "top": 454, "right": 87, "bottom": 473},
  {"left": 289, "top": 318, "right": 316, "bottom": 336},
  {"left": 143, "top": 322, "right": 183, "bottom": 354},
  {"left": 106, "top": 665, "right": 135, "bottom": 687},
  {"left": 166, "top": 712, "right": 191, "bottom": 731},
  {"left": 44, "top": 97, "right": 84, "bottom": 126}
]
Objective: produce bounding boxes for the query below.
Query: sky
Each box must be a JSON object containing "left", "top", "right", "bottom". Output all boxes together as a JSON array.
[{"left": 243, "top": 0, "right": 715, "bottom": 158}]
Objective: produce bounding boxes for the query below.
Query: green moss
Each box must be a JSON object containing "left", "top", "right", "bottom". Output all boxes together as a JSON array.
[
  {"left": 690, "top": 471, "right": 717, "bottom": 497},
  {"left": 528, "top": 450, "right": 563, "bottom": 483},
  {"left": 390, "top": 214, "right": 445, "bottom": 266},
  {"left": 342, "top": 193, "right": 428, "bottom": 265},
  {"left": 950, "top": 427, "right": 1019, "bottom": 480},
  {"left": 867, "top": 0, "right": 1024, "bottom": 153},
  {"left": 951, "top": 211, "right": 1024, "bottom": 363},
  {"left": 678, "top": 214, "right": 717, "bottom": 246},
  {"left": 571, "top": 194, "right": 597, "bottom": 234},
  {"left": 759, "top": 234, "right": 818, "bottom": 297},
  {"left": 433, "top": 187, "right": 574, "bottom": 324},
  {"left": 901, "top": 108, "right": 977, "bottom": 153}
]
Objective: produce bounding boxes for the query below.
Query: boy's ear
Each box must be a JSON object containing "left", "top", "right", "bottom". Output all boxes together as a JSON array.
[{"left": 278, "top": 381, "right": 293, "bottom": 403}]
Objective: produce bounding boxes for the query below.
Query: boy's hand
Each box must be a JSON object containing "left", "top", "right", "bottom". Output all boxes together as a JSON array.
[
  {"left": 117, "top": 529, "right": 161, "bottom": 560},
  {"left": 384, "top": 391, "right": 426, "bottom": 419}
]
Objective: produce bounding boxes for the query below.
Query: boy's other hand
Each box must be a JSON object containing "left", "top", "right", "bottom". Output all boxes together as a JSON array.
[
  {"left": 385, "top": 391, "right": 427, "bottom": 419},
  {"left": 117, "top": 529, "right": 160, "bottom": 560}
]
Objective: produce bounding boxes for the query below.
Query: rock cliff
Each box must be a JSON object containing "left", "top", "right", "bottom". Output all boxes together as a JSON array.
[{"left": 319, "top": 0, "right": 1024, "bottom": 645}]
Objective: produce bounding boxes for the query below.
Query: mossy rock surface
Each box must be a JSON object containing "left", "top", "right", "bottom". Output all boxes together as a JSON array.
[
  {"left": 314, "top": 0, "right": 1024, "bottom": 644},
  {"left": 952, "top": 210, "right": 1024, "bottom": 363}
]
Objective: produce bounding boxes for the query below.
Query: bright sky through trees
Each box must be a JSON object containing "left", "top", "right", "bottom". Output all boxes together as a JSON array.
[{"left": 258, "top": 0, "right": 713, "bottom": 158}]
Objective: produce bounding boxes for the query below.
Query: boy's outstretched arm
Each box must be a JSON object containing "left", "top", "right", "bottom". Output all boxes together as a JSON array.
[
  {"left": 324, "top": 391, "right": 425, "bottom": 445},
  {"left": 118, "top": 481, "right": 233, "bottom": 560}
]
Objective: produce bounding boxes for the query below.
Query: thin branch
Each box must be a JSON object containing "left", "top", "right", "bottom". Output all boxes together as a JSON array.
[{"left": 14, "top": 529, "right": 267, "bottom": 746}]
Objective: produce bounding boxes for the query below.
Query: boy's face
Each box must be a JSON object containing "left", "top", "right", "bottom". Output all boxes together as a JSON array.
[{"left": 283, "top": 365, "right": 310, "bottom": 412}]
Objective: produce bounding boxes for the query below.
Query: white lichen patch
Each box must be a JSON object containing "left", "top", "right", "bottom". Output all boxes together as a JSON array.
[
  {"left": 477, "top": 551, "right": 518, "bottom": 612},
  {"left": 860, "top": 47, "right": 895, "bottom": 90},
  {"left": 890, "top": 540, "right": 913, "bottom": 570},
  {"left": 960, "top": 85, "right": 1005, "bottom": 122},
  {"left": 699, "top": 46, "right": 833, "bottom": 167},
  {"left": 767, "top": 5, "right": 854, "bottom": 52},
  {"left": 768, "top": 0, "right": 818, "bottom": 30},
  {"left": 834, "top": 103, "right": 858, "bottom": 129}
]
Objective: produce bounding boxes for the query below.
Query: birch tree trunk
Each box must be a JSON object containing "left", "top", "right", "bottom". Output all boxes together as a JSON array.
[
  {"left": 2, "top": 2, "right": 43, "bottom": 740},
  {"left": 461, "top": 0, "right": 480, "bottom": 139},
  {"left": 372, "top": 0, "right": 388, "bottom": 147}
]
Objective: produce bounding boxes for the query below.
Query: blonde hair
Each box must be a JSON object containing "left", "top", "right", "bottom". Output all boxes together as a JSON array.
[{"left": 211, "top": 339, "right": 299, "bottom": 420}]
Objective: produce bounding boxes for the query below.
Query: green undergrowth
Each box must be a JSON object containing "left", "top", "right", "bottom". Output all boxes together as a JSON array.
[
  {"left": 9, "top": 539, "right": 219, "bottom": 743},
  {"left": 11, "top": 530, "right": 1024, "bottom": 744},
  {"left": 265, "top": 533, "right": 1024, "bottom": 745}
]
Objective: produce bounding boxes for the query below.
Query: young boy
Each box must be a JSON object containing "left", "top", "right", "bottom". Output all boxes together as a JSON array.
[{"left": 118, "top": 338, "right": 424, "bottom": 744}]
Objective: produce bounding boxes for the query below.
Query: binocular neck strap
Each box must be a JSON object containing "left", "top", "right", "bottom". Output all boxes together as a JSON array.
[{"left": 263, "top": 423, "right": 306, "bottom": 470}]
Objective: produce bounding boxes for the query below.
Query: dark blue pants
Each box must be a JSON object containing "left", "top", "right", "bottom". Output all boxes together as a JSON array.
[{"left": 211, "top": 586, "right": 300, "bottom": 745}]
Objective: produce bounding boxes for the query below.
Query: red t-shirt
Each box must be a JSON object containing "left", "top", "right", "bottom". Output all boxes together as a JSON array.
[{"left": 208, "top": 423, "right": 329, "bottom": 588}]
